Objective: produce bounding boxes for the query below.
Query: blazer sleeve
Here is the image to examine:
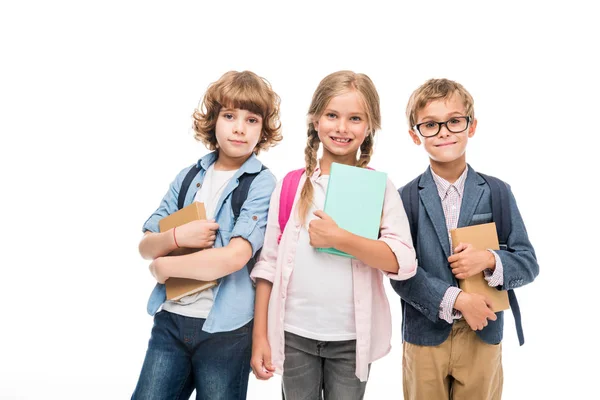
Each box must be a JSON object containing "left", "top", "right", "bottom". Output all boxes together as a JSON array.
[{"left": 496, "top": 185, "right": 539, "bottom": 290}]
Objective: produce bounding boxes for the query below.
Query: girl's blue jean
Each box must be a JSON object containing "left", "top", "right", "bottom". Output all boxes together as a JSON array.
[{"left": 131, "top": 310, "right": 252, "bottom": 400}]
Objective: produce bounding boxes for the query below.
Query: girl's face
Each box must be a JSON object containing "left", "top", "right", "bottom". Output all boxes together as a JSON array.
[{"left": 314, "top": 90, "right": 370, "bottom": 165}]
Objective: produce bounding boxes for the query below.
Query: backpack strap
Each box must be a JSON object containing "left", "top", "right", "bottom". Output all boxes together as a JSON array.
[
  {"left": 277, "top": 168, "right": 305, "bottom": 244},
  {"left": 478, "top": 173, "right": 511, "bottom": 249},
  {"left": 178, "top": 165, "right": 201, "bottom": 210},
  {"left": 230, "top": 165, "right": 268, "bottom": 274},
  {"left": 399, "top": 174, "right": 422, "bottom": 250},
  {"left": 479, "top": 172, "right": 524, "bottom": 346},
  {"left": 178, "top": 164, "right": 268, "bottom": 273},
  {"left": 232, "top": 165, "right": 268, "bottom": 221}
]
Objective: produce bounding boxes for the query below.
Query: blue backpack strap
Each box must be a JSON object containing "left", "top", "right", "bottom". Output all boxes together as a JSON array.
[
  {"left": 178, "top": 165, "right": 201, "bottom": 210},
  {"left": 399, "top": 174, "right": 422, "bottom": 249},
  {"left": 231, "top": 165, "right": 268, "bottom": 273},
  {"left": 479, "top": 172, "right": 524, "bottom": 346}
]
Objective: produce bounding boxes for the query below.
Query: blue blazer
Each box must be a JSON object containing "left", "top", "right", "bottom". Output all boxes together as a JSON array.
[{"left": 392, "top": 166, "right": 539, "bottom": 345}]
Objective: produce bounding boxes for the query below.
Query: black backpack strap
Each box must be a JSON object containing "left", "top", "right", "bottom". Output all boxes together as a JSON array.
[
  {"left": 399, "top": 174, "right": 422, "bottom": 249},
  {"left": 479, "top": 173, "right": 524, "bottom": 346},
  {"left": 231, "top": 165, "right": 268, "bottom": 221},
  {"left": 478, "top": 173, "right": 511, "bottom": 249},
  {"left": 231, "top": 165, "right": 268, "bottom": 273},
  {"left": 178, "top": 165, "right": 201, "bottom": 210}
]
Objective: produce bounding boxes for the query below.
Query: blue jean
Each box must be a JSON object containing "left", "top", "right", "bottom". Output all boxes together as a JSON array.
[
  {"left": 282, "top": 331, "right": 369, "bottom": 400},
  {"left": 131, "top": 310, "right": 252, "bottom": 400}
]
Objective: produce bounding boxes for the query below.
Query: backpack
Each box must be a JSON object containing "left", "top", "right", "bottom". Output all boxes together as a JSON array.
[
  {"left": 399, "top": 172, "right": 525, "bottom": 345},
  {"left": 178, "top": 164, "right": 267, "bottom": 272},
  {"left": 276, "top": 166, "right": 375, "bottom": 243}
]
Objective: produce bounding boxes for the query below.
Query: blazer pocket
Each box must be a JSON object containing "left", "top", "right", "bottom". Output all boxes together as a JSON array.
[{"left": 471, "top": 212, "right": 493, "bottom": 225}]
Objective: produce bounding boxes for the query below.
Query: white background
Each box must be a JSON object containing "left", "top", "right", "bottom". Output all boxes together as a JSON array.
[{"left": 1, "top": 0, "right": 597, "bottom": 399}]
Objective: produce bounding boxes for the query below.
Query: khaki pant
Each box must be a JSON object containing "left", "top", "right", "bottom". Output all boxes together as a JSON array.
[{"left": 403, "top": 319, "right": 503, "bottom": 400}]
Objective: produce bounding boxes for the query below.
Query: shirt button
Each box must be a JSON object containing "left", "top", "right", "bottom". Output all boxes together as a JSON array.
[
  {"left": 196, "top": 182, "right": 201, "bottom": 188},
  {"left": 287, "top": 257, "right": 293, "bottom": 263},
  {"left": 252, "top": 215, "right": 258, "bottom": 221}
]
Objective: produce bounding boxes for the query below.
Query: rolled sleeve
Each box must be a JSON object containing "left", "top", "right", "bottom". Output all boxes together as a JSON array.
[
  {"left": 484, "top": 250, "right": 504, "bottom": 287},
  {"left": 439, "top": 286, "right": 463, "bottom": 323},
  {"left": 230, "top": 170, "right": 276, "bottom": 257},
  {"left": 380, "top": 178, "right": 418, "bottom": 281},
  {"left": 249, "top": 180, "right": 284, "bottom": 284}
]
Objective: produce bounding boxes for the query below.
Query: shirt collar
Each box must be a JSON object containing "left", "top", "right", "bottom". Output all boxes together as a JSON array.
[{"left": 430, "top": 165, "right": 469, "bottom": 200}]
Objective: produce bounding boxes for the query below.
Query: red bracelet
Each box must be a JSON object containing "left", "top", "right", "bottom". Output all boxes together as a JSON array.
[{"left": 173, "top": 227, "right": 180, "bottom": 248}]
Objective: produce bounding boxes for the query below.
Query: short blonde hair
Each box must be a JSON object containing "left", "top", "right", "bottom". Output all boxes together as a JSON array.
[
  {"left": 406, "top": 78, "right": 474, "bottom": 128},
  {"left": 192, "top": 70, "right": 282, "bottom": 154}
]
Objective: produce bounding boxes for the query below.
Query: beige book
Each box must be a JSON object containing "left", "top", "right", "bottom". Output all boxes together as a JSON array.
[
  {"left": 450, "top": 222, "right": 509, "bottom": 312},
  {"left": 158, "top": 202, "right": 217, "bottom": 301}
]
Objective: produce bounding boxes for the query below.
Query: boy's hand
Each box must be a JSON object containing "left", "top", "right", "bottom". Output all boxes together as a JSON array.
[
  {"left": 175, "top": 219, "right": 219, "bottom": 249},
  {"left": 448, "top": 243, "right": 495, "bottom": 279},
  {"left": 308, "top": 210, "right": 342, "bottom": 248},
  {"left": 454, "top": 292, "right": 497, "bottom": 331},
  {"left": 149, "top": 257, "right": 168, "bottom": 284},
  {"left": 251, "top": 336, "right": 275, "bottom": 380}
]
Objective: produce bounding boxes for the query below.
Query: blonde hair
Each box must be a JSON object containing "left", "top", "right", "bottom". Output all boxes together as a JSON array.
[
  {"left": 192, "top": 70, "right": 282, "bottom": 154},
  {"left": 298, "top": 70, "right": 381, "bottom": 223},
  {"left": 406, "top": 78, "right": 475, "bottom": 128}
]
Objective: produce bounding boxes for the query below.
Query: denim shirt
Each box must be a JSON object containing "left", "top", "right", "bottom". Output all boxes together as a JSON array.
[{"left": 143, "top": 151, "right": 276, "bottom": 333}]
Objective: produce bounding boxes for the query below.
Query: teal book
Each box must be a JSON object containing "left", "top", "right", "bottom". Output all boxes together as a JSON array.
[{"left": 317, "top": 162, "right": 387, "bottom": 258}]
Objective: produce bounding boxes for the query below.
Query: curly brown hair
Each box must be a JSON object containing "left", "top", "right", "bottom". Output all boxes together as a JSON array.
[{"left": 192, "top": 70, "right": 282, "bottom": 154}]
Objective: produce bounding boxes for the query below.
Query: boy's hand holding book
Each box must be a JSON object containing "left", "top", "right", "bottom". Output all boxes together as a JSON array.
[
  {"left": 174, "top": 219, "right": 219, "bottom": 250},
  {"left": 448, "top": 243, "right": 496, "bottom": 279},
  {"left": 454, "top": 292, "right": 498, "bottom": 331},
  {"left": 157, "top": 202, "right": 219, "bottom": 301}
]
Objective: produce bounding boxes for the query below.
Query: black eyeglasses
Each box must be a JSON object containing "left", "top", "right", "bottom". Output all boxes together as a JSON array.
[{"left": 413, "top": 116, "right": 471, "bottom": 138}]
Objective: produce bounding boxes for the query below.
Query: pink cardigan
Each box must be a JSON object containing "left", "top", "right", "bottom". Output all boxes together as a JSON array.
[{"left": 250, "top": 169, "right": 417, "bottom": 381}]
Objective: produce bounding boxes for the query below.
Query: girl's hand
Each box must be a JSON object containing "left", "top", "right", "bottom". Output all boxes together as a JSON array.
[
  {"left": 174, "top": 219, "right": 219, "bottom": 249},
  {"left": 149, "top": 257, "right": 168, "bottom": 284},
  {"left": 251, "top": 336, "right": 275, "bottom": 380},
  {"left": 308, "top": 210, "right": 342, "bottom": 248},
  {"left": 448, "top": 243, "right": 496, "bottom": 279}
]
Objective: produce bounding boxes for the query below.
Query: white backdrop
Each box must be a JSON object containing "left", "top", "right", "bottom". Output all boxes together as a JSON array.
[{"left": 1, "top": 0, "right": 597, "bottom": 399}]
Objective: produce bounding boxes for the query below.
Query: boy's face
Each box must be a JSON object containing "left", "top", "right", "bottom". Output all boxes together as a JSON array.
[
  {"left": 314, "top": 91, "right": 370, "bottom": 163},
  {"left": 215, "top": 107, "right": 263, "bottom": 165},
  {"left": 409, "top": 94, "right": 477, "bottom": 164}
]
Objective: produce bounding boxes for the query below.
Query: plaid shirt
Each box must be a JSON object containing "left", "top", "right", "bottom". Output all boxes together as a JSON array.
[{"left": 432, "top": 167, "right": 504, "bottom": 323}]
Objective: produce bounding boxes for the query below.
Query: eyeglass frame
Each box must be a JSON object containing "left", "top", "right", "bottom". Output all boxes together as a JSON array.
[{"left": 413, "top": 116, "right": 472, "bottom": 138}]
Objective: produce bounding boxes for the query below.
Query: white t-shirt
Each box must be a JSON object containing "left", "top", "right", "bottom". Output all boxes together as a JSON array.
[
  {"left": 284, "top": 174, "right": 356, "bottom": 341},
  {"left": 162, "top": 164, "right": 238, "bottom": 319}
]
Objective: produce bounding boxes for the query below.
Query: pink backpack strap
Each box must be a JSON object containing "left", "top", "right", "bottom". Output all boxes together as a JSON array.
[{"left": 277, "top": 168, "right": 305, "bottom": 244}]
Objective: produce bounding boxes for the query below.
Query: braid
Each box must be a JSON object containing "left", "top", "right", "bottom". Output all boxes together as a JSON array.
[
  {"left": 298, "top": 127, "right": 320, "bottom": 224},
  {"left": 357, "top": 133, "right": 374, "bottom": 168}
]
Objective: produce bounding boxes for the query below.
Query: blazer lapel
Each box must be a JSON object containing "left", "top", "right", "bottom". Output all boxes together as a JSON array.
[
  {"left": 457, "top": 165, "right": 485, "bottom": 228},
  {"left": 419, "top": 168, "right": 451, "bottom": 258}
]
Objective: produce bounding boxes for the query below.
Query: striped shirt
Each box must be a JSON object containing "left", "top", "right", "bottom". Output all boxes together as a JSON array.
[{"left": 432, "top": 167, "right": 504, "bottom": 323}]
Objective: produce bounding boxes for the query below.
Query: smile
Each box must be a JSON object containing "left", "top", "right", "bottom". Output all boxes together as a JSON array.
[{"left": 330, "top": 137, "right": 352, "bottom": 143}]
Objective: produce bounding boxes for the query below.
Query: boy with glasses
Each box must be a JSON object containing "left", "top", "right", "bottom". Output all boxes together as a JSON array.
[{"left": 391, "top": 78, "right": 539, "bottom": 400}]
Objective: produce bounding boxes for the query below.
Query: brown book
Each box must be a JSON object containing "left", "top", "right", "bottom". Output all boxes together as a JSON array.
[
  {"left": 158, "top": 202, "right": 218, "bottom": 301},
  {"left": 450, "top": 222, "right": 509, "bottom": 312}
]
